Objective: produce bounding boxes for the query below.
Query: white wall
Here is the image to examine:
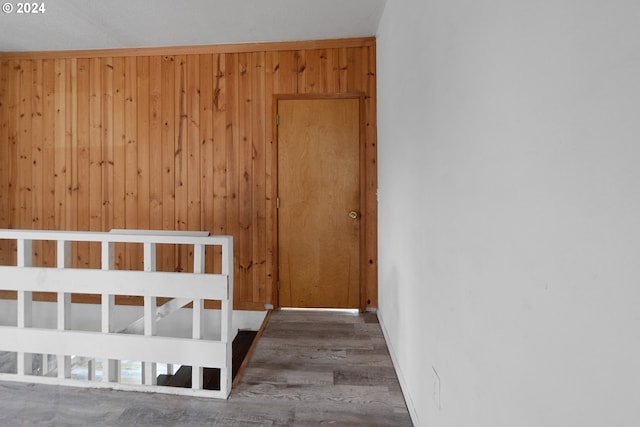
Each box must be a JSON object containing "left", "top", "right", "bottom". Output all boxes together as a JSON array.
[{"left": 376, "top": 1, "right": 640, "bottom": 426}]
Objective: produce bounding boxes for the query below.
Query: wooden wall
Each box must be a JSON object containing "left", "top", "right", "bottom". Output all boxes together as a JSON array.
[{"left": 0, "top": 38, "right": 377, "bottom": 311}]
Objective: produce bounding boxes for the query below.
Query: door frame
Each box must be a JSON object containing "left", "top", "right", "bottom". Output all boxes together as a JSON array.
[{"left": 272, "top": 93, "right": 368, "bottom": 311}]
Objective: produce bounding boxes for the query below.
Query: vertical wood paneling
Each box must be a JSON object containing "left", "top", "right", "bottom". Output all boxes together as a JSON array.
[
  {"left": 148, "top": 56, "right": 162, "bottom": 233},
  {"left": 0, "top": 60, "right": 10, "bottom": 264},
  {"left": 137, "top": 56, "right": 150, "bottom": 269},
  {"left": 252, "top": 51, "right": 267, "bottom": 303},
  {"left": 226, "top": 53, "right": 240, "bottom": 299},
  {"left": 264, "top": 53, "right": 276, "bottom": 302},
  {"left": 326, "top": 48, "right": 340, "bottom": 93},
  {"left": 174, "top": 55, "right": 188, "bottom": 271},
  {"left": 89, "top": 57, "right": 102, "bottom": 268},
  {"left": 102, "top": 58, "right": 114, "bottom": 236},
  {"left": 296, "top": 50, "right": 307, "bottom": 94},
  {"left": 111, "top": 57, "right": 126, "bottom": 268},
  {"left": 186, "top": 54, "right": 200, "bottom": 272},
  {"left": 124, "top": 57, "right": 138, "bottom": 269},
  {"left": 53, "top": 59, "right": 67, "bottom": 233},
  {"left": 5, "top": 60, "right": 20, "bottom": 265},
  {"left": 67, "top": 59, "right": 78, "bottom": 263},
  {"left": 199, "top": 54, "right": 215, "bottom": 273},
  {"left": 31, "top": 60, "right": 44, "bottom": 266},
  {"left": 148, "top": 56, "right": 164, "bottom": 269},
  {"left": 18, "top": 61, "right": 33, "bottom": 233},
  {"left": 76, "top": 59, "right": 90, "bottom": 267},
  {"left": 364, "top": 46, "right": 378, "bottom": 307},
  {"left": 0, "top": 40, "right": 377, "bottom": 309},
  {"left": 212, "top": 54, "right": 227, "bottom": 274},
  {"left": 270, "top": 51, "right": 297, "bottom": 95},
  {"left": 42, "top": 60, "right": 56, "bottom": 266},
  {"left": 338, "top": 48, "right": 349, "bottom": 93},
  {"left": 160, "top": 55, "right": 176, "bottom": 270},
  {"left": 237, "top": 52, "right": 253, "bottom": 303}
]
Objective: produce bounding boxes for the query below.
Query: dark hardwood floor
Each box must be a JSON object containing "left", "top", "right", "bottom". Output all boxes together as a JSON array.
[{"left": 0, "top": 310, "right": 413, "bottom": 426}]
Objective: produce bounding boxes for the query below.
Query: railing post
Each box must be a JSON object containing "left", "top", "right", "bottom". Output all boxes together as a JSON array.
[
  {"left": 101, "top": 240, "right": 120, "bottom": 383},
  {"left": 220, "top": 237, "right": 234, "bottom": 396},
  {"left": 16, "top": 238, "right": 33, "bottom": 376},
  {"left": 142, "top": 242, "right": 157, "bottom": 385},
  {"left": 191, "top": 243, "right": 205, "bottom": 390},
  {"left": 56, "top": 240, "right": 72, "bottom": 379}
]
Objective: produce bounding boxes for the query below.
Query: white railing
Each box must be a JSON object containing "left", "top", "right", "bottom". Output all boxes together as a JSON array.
[{"left": 0, "top": 229, "right": 234, "bottom": 399}]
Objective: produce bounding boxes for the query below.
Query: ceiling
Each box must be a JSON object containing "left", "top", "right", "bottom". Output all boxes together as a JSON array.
[{"left": 0, "top": 0, "right": 386, "bottom": 52}]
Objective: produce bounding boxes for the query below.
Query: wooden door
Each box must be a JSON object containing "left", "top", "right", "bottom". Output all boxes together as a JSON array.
[{"left": 277, "top": 98, "right": 360, "bottom": 308}]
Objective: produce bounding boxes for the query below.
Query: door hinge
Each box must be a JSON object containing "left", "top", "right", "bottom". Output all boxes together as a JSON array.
[
  {"left": 276, "top": 114, "right": 280, "bottom": 126},
  {"left": 276, "top": 197, "right": 280, "bottom": 209}
]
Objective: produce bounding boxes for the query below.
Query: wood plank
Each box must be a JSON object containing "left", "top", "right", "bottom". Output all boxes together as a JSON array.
[
  {"left": 225, "top": 53, "right": 239, "bottom": 299},
  {"left": 53, "top": 59, "right": 67, "bottom": 234},
  {"left": 338, "top": 48, "right": 349, "bottom": 93},
  {"left": 66, "top": 59, "right": 79, "bottom": 266},
  {"left": 24, "top": 59, "right": 54, "bottom": 277},
  {"left": 136, "top": 56, "right": 150, "bottom": 245},
  {"left": 89, "top": 57, "right": 102, "bottom": 268},
  {"left": 148, "top": 56, "right": 163, "bottom": 236},
  {"left": 101, "top": 58, "right": 114, "bottom": 238},
  {"left": 345, "top": 48, "right": 363, "bottom": 93},
  {"left": 111, "top": 57, "right": 126, "bottom": 269},
  {"left": 186, "top": 54, "right": 201, "bottom": 272},
  {"left": 251, "top": 51, "right": 267, "bottom": 304},
  {"left": 18, "top": 60, "right": 33, "bottom": 233},
  {"left": 212, "top": 53, "right": 227, "bottom": 274},
  {"left": 270, "top": 50, "right": 297, "bottom": 95},
  {"left": 6, "top": 61, "right": 19, "bottom": 263},
  {"left": 160, "top": 55, "right": 176, "bottom": 271},
  {"left": 41, "top": 59, "right": 56, "bottom": 266},
  {"left": 295, "top": 50, "right": 307, "bottom": 94},
  {"left": 199, "top": 54, "right": 215, "bottom": 273},
  {"left": 301, "top": 49, "right": 335, "bottom": 94},
  {"left": 0, "top": 62, "right": 7, "bottom": 229},
  {"left": 75, "top": 58, "right": 90, "bottom": 267},
  {"left": 264, "top": 52, "right": 276, "bottom": 306},
  {"left": 30, "top": 60, "right": 44, "bottom": 266},
  {"left": 326, "top": 48, "right": 340, "bottom": 93},
  {"left": 124, "top": 56, "right": 138, "bottom": 270},
  {"left": 0, "top": 60, "right": 11, "bottom": 264},
  {"left": 364, "top": 46, "right": 378, "bottom": 309},
  {"left": 174, "top": 55, "right": 188, "bottom": 271},
  {"left": 237, "top": 52, "right": 253, "bottom": 304}
]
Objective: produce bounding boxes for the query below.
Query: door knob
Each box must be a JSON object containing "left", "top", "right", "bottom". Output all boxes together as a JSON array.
[{"left": 348, "top": 211, "right": 360, "bottom": 220}]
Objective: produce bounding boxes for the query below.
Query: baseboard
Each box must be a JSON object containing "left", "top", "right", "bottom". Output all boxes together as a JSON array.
[{"left": 377, "top": 308, "right": 421, "bottom": 427}]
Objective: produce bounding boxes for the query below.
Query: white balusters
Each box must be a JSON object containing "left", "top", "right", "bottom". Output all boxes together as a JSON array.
[
  {"left": 0, "top": 229, "right": 233, "bottom": 398},
  {"left": 101, "top": 240, "right": 119, "bottom": 383},
  {"left": 16, "top": 238, "right": 33, "bottom": 376},
  {"left": 57, "top": 240, "right": 72, "bottom": 379},
  {"left": 142, "top": 241, "right": 157, "bottom": 385}
]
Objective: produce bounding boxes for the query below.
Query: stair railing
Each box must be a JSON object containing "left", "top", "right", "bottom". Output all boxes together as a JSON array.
[{"left": 0, "top": 229, "right": 234, "bottom": 398}]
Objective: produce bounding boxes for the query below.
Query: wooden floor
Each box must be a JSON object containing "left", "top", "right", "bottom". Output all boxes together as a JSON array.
[{"left": 0, "top": 310, "right": 413, "bottom": 426}]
